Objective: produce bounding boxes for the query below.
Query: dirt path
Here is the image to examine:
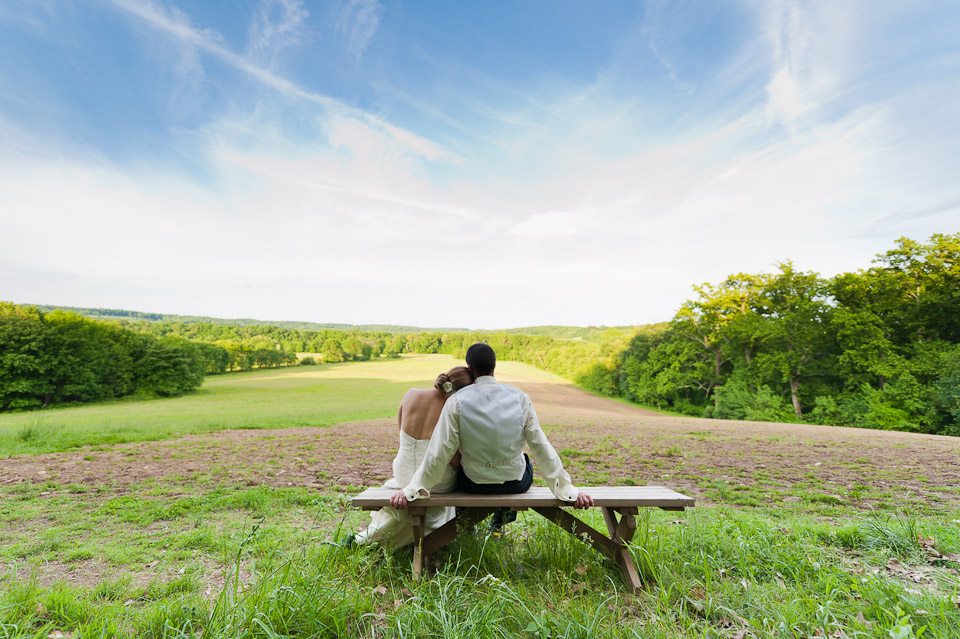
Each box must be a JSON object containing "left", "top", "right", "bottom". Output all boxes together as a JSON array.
[{"left": 3, "top": 377, "right": 960, "bottom": 510}]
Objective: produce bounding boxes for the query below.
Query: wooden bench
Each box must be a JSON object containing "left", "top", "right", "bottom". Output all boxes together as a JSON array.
[{"left": 351, "top": 486, "right": 695, "bottom": 590}]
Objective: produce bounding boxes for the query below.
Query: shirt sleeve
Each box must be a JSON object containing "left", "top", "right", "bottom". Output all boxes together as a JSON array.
[
  {"left": 403, "top": 395, "right": 461, "bottom": 501},
  {"left": 521, "top": 392, "right": 579, "bottom": 501}
]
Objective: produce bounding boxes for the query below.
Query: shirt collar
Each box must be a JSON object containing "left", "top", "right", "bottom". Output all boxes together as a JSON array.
[{"left": 474, "top": 375, "right": 497, "bottom": 385}]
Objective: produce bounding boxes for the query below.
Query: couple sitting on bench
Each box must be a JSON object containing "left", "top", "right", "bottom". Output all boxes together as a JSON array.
[{"left": 352, "top": 342, "right": 593, "bottom": 547}]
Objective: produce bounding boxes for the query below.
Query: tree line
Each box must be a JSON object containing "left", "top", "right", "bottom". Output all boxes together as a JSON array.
[
  {"left": 37, "top": 305, "right": 469, "bottom": 333},
  {"left": 0, "top": 303, "right": 632, "bottom": 411},
  {"left": 129, "top": 320, "right": 640, "bottom": 378},
  {"left": 599, "top": 234, "right": 960, "bottom": 436},
  {"left": 0, "top": 304, "right": 209, "bottom": 409},
  {"left": 0, "top": 305, "right": 305, "bottom": 410}
]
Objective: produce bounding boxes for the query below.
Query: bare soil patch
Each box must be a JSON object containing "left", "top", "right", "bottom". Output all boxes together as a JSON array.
[{"left": 3, "top": 377, "right": 959, "bottom": 510}]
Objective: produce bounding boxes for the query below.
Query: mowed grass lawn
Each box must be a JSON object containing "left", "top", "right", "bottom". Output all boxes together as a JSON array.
[
  {"left": 2, "top": 356, "right": 960, "bottom": 638},
  {"left": 0, "top": 355, "right": 533, "bottom": 457}
]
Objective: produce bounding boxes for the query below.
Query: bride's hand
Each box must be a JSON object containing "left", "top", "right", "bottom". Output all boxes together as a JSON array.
[{"left": 390, "top": 490, "right": 408, "bottom": 509}]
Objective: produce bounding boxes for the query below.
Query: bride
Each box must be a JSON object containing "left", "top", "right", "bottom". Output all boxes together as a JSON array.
[{"left": 352, "top": 366, "right": 475, "bottom": 547}]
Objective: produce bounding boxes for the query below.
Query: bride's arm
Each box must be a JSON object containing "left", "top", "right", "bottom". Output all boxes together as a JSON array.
[{"left": 396, "top": 397, "right": 460, "bottom": 504}]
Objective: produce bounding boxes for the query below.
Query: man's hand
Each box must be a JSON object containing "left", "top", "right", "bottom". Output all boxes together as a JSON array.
[
  {"left": 571, "top": 491, "right": 594, "bottom": 509},
  {"left": 389, "top": 490, "right": 409, "bottom": 509}
]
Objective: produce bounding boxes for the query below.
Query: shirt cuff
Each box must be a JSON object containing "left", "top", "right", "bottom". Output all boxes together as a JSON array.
[
  {"left": 551, "top": 478, "right": 579, "bottom": 502},
  {"left": 404, "top": 486, "right": 430, "bottom": 501}
]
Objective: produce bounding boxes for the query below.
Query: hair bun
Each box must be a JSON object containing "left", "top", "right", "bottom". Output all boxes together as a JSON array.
[{"left": 434, "top": 373, "right": 449, "bottom": 393}]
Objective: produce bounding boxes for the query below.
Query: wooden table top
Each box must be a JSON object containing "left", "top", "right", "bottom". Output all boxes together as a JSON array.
[{"left": 351, "top": 486, "right": 695, "bottom": 509}]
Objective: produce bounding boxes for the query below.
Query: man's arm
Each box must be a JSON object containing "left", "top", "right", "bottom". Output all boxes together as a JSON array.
[
  {"left": 521, "top": 393, "right": 593, "bottom": 508},
  {"left": 390, "top": 396, "right": 461, "bottom": 508}
]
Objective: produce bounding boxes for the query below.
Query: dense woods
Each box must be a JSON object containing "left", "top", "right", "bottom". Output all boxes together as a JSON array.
[
  {"left": 610, "top": 234, "right": 960, "bottom": 435},
  {"left": 0, "top": 304, "right": 209, "bottom": 409},
  {"left": 0, "top": 303, "right": 306, "bottom": 410},
  {"left": 3, "top": 234, "right": 958, "bottom": 436}
]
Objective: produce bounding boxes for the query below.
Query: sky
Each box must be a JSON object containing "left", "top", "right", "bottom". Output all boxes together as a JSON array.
[{"left": 1, "top": 1, "right": 958, "bottom": 329}]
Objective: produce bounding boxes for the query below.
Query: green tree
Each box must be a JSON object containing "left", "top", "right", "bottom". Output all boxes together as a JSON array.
[
  {"left": 321, "top": 338, "right": 344, "bottom": 363},
  {"left": 194, "top": 341, "right": 231, "bottom": 374},
  {"left": 0, "top": 303, "right": 53, "bottom": 410},
  {"left": 133, "top": 337, "right": 204, "bottom": 397},
  {"left": 341, "top": 335, "right": 363, "bottom": 361},
  {"left": 43, "top": 311, "right": 113, "bottom": 405},
  {"left": 385, "top": 335, "right": 406, "bottom": 358},
  {"left": 753, "top": 263, "right": 835, "bottom": 418}
]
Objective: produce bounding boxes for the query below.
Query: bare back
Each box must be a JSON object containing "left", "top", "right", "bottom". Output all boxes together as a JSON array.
[{"left": 398, "top": 388, "right": 448, "bottom": 440}]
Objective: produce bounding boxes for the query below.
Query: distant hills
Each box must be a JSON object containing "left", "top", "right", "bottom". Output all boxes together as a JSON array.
[
  {"left": 33, "top": 305, "right": 466, "bottom": 333},
  {"left": 32, "top": 304, "right": 654, "bottom": 338}
]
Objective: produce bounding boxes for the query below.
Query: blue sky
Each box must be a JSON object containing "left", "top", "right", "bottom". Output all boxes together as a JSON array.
[{"left": 1, "top": 0, "right": 958, "bottom": 328}]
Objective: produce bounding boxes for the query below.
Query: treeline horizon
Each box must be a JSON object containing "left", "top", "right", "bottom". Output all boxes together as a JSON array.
[
  {"left": 3, "top": 234, "right": 957, "bottom": 437},
  {"left": 30, "top": 304, "right": 640, "bottom": 337},
  {"left": 0, "top": 302, "right": 648, "bottom": 411},
  {"left": 124, "top": 321, "right": 652, "bottom": 384}
]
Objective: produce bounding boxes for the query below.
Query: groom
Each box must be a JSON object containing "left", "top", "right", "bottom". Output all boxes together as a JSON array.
[{"left": 390, "top": 343, "right": 593, "bottom": 525}]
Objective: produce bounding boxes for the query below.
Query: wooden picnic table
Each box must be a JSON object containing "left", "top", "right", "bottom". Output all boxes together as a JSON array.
[{"left": 352, "top": 486, "right": 695, "bottom": 590}]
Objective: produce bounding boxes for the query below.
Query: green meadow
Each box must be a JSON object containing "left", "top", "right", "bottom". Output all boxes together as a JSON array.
[
  {"left": 0, "top": 355, "right": 558, "bottom": 457},
  {"left": 2, "top": 356, "right": 959, "bottom": 638}
]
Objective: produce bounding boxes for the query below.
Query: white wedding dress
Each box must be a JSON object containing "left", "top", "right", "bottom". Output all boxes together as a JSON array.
[{"left": 355, "top": 430, "right": 457, "bottom": 547}]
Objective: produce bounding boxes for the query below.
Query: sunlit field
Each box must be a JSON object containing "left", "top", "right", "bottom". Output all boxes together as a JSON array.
[
  {"left": 2, "top": 356, "right": 959, "bottom": 638},
  {"left": 0, "top": 355, "right": 558, "bottom": 457}
]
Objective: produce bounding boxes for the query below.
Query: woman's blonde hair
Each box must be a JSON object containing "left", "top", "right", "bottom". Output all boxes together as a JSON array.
[{"left": 434, "top": 366, "right": 475, "bottom": 395}]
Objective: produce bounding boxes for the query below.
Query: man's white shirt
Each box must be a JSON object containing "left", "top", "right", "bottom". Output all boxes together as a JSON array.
[{"left": 402, "top": 376, "right": 579, "bottom": 502}]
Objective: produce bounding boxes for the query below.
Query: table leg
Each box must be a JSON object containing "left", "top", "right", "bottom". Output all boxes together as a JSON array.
[
  {"left": 613, "top": 507, "right": 638, "bottom": 544},
  {"left": 409, "top": 507, "right": 425, "bottom": 579},
  {"left": 534, "top": 507, "right": 642, "bottom": 592},
  {"left": 533, "top": 507, "right": 619, "bottom": 560},
  {"left": 612, "top": 507, "right": 640, "bottom": 590},
  {"left": 601, "top": 507, "right": 619, "bottom": 540}
]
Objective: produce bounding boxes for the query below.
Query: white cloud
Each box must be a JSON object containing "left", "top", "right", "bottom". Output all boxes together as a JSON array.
[
  {"left": 756, "top": 0, "right": 862, "bottom": 129},
  {"left": 6, "top": 89, "right": 951, "bottom": 329},
  {"left": 246, "top": 0, "right": 309, "bottom": 63},
  {"left": 336, "top": 0, "right": 381, "bottom": 60},
  {"left": 765, "top": 66, "right": 804, "bottom": 126},
  {"left": 512, "top": 211, "right": 589, "bottom": 237},
  {"left": 3, "top": 1, "right": 957, "bottom": 328}
]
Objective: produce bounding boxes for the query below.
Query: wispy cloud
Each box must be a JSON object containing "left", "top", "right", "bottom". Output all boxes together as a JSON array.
[
  {"left": 106, "top": 0, "right": 335, "bottom": 106},
  {"left": 104, "top": 0, "right": 454, "bottom": 163},
  {"left": 758, "top": 0, "right": 861, "bottom": 130},
  {"left": 246, "top": 0, "right": 309, "bottom": 64},
  {"left": 336, "top": 0, "right": 381, "bottom": 61}
]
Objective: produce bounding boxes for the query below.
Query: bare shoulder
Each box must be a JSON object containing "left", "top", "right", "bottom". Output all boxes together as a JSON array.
[{"left": 401, "top": 387, "right": 434, "bottom": 406}]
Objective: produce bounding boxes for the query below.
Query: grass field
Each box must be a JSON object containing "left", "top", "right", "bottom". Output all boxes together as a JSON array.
[
  {"left": 2, "top": 355, "right": 960, "bottom": 638},
  {"left": 0, "top": 355, "right": 560, "bottom": 457}
]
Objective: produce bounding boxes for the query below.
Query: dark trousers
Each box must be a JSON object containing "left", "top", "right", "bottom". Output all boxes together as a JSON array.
[
  {"left": 456, "top": 454, "right": 534, "bottom": 494},
  {"left": 456, "top": 455, "right": 533, "bottom": 529}
]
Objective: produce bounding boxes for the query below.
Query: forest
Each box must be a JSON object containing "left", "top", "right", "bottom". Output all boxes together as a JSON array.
[
  {"left": 605, "top": 234, "right": 960, "bottom": 435},
  {"left": 3, "top": 234, "right": 958, "bottom": 435},
  {"left": 0, "top": 304, "right": 211, "bottom": 409}
]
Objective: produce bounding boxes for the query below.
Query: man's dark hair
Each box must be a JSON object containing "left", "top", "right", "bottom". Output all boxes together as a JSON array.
[{"left": 465, "top": 343, "right": 496, "bottom": 376}]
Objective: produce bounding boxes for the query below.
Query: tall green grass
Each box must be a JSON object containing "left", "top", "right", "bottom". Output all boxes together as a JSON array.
[{"left": 3, "top": 505, "right": 959, "bottom": 638}]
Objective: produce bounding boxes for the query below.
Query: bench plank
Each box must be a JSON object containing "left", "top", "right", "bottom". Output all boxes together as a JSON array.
[{"left": 351, "top": 486, "right": 694, "bottom": 510}]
